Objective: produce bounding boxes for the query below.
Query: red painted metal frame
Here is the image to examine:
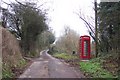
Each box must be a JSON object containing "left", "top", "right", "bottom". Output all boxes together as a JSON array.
[{"left": 79, "top": 35, "right": 91, "bottom": 60}]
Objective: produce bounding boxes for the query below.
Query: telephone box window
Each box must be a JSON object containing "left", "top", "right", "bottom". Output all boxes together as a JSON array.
[{"left": 84, "top": 40, "right": 89, "bottom": 56}]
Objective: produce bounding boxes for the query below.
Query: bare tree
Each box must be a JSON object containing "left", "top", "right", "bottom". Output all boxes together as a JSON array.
[
  {"left": 75, "top": 0, "right": 99, "bottom": 57},
  {"left": 56, "top": 26, "right": 79, "bottom": 54}
]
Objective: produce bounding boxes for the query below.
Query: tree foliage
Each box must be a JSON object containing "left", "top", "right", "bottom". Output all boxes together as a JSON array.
[
  {"left": 1, "top": 1, "right": 49, "bottom": 55},
  {"left": 98, "top": 2, "right": 120, "bottom": 53},
  {"left": 37, "top": 30, "right": 55, "bottom": 50}
]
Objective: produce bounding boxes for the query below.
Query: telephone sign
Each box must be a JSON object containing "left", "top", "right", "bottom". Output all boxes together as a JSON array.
[{"left": 79, "top": 35, "right": 91, "bottom": 60}]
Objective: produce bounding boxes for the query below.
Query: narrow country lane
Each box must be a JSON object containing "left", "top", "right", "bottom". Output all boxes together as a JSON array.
[{"left": 19, "top": 50, "right": 85, "bottom": 78}]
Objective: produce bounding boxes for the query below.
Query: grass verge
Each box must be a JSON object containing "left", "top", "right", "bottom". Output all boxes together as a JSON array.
[
  {"left": 79, "top": 58, "right": 115, "bottom": 78},
  {"left": 53, "top": 53, "right": 78, "bottom": 60},
  {"left": 2, "top": 59, "right": 27, "bottom": 78}
]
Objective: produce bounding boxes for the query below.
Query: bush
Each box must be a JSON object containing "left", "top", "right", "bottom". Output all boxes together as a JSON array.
[{"left": 48, "top": 45, "right": 57, "bottom": 55}]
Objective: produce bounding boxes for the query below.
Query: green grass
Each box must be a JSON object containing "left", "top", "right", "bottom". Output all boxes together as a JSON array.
[
  {"left": 17, "top": 59, "right": 27, "bottom": 68},
  {"left": 2, "top": 64, "right": 14, "bottom": 78},
  {"left": 2, "top": 59, "right": 27, "bottom": 78},
  {"left": 53, "top": 53, "right": 78, "bottom": 60},
  {"left": 79, "top": 58, "right": 114, "bottom": 78}
]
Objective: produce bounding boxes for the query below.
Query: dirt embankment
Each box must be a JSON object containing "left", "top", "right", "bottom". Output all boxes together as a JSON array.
[{"left": 1, "top": 26, "right": 26, "bottom": 78}]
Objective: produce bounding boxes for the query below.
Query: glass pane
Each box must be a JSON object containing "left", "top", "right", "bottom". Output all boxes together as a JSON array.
[{"left": 84, "top": 40, "right": 88, "bottom": 56}]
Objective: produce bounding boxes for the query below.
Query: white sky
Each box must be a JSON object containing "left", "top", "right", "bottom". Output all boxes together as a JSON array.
[
  {"left": 0, "top": 0, "right": 96, "bottom": 38},
  {"left": 46, "top": 0, "right": 95, "bottom": 38}
]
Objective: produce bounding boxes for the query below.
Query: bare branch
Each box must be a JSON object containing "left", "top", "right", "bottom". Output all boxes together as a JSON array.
[
  {"left": 75, "top": 12, "right": 95, "bottom": 35},
  {"left": 1, "top": 0, "right": 12, "bottom": 8},
  {"left": 37, "top": 1, "right": 48, "bottom": 9}
]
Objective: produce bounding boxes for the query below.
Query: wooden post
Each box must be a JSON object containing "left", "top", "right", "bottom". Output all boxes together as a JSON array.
[{"left": 95, "top": 0, "right": 98, "bottom": 57}]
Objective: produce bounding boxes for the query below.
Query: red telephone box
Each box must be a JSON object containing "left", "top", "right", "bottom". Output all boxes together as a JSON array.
[{"left": 79, "top": 35, "right": 91, "bottom": 60}]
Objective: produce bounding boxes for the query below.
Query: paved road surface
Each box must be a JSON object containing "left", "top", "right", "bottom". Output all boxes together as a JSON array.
[{"left": 19, "top": 50, "right": 84, "bottom": 78}]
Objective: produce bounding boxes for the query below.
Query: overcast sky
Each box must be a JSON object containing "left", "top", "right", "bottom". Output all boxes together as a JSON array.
[
  {"left": 0, "top": 0, "right": 97, "bottom": 38},
  {"left": 46, "top": 0, "right": 95, "bottom": 38}
]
